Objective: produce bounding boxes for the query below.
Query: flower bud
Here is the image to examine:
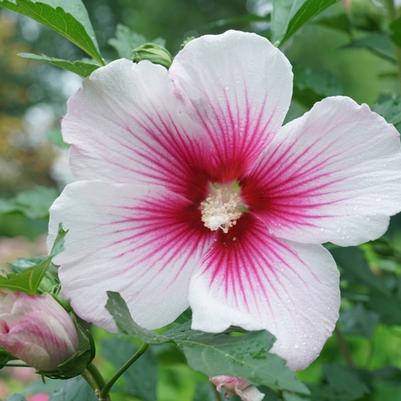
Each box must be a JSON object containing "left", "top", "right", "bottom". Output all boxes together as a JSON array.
[
  {"left": 210, "top": 376, "right": 265, "bottom": 401},
  {"left": 0, "top": 291, "right": 79, "bottom": 372},
  {"left": 132, "top": 43, "right": 172, "bottom": 68}
]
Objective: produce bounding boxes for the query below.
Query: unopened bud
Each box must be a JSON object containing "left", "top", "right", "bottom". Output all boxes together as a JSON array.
[
  {"left": 0, "top": 291, "right": 79, "bottom": 372},
  {"left": 210, "top": 376, "right": 265, "bottom": 401},
  {"left": 132, "top": 43, "right": 172, "bottom": 68}
]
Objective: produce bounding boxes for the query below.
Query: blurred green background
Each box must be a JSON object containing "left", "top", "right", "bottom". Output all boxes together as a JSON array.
[{"left": 1, "top": 0, "right": 401, "bottom": 400}]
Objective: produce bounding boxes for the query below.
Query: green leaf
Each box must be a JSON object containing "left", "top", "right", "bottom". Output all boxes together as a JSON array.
[
  {"left": 193, "top": 383, "right": 216, "bottom": 401},
  {"left": 316, "top": 13, "right": 352, "bottom": 34},
  {"left": 106, "top": 292, "right": 308, "bottom": 394},
  {"left": 293, "top": 65, "right": 343, "bottom": 107},
  {"left": 344, "top": 33, "right": 397, "bottom": 64},
  {"left": 50, "top": 377, "right": 97, "bottom": 401},
  {"left": 0, "top": 186, "right": 58, "bottom": 220},
  {"left": 133, "top": 43, "right": 172, "bottom": 68},
  {"left": 339, "top": 303, "right": 379, "bottom": 336},
  {"left": 0, "top": 0, "right": 103, "bottom": 64},
  {"left": 272, "top": 0, "right": 337, "bottom": 46},
  {"left": 0, "top": 226, "right": 64, "bottom": 294},
  {"left": 8, "top": 257, "right": 47, "bottom": 273},
  {"left": 102, "top": 337, "right": 157, "bottom": 401},
  {"left": 283, "top": 393, "right": 311, "bottom": 401},
  {"left": 105, "top": 291, "right": 170, "bottom": 344},
  {"left": 390, "top": 16, "right": 401, "bottom": 48},
  {"left": 180, "top": 331, "right": 309, "bottom": 395},
  {"left": 108, "top": 24, "right": 147, "bottom": 58},
  {"left": 0, "top": 257, "right": 51, "bottom": 294},
  {"left": 366, "top": 287, "right": 401, "bottom": 325},
  {"left": 323, "top": 364, "right": 370, "bottom": 400},
  {"left": 18, "top": 53, "right": 99, "bottom": 77},
  {"left": 373, "top": 94, "right": 401, "bottom": 134},
  {"left": 49, "top": 225, "right": 67, "bottom": 257},
  {"left": 108, "top": 24, "right": 165, "bottom": 59},
  {"left": 331, "top": 247, "right": 390, "bottom": 295}
]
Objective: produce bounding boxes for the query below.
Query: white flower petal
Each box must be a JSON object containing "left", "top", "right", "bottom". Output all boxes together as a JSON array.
[
  {"left": 249, "top": 96, "right": 401, "bottom": 246},
  {"left": 48, "top": 181, "right": 210, "bottom": 330},
  {"left": 189, "top": 216, "right": 339, "bottom": 370},
  {"left": 170, "top": 30, "right": 293, "bottom": 167},
  {"left": 63, "top": 59, "right": 203, "bottom": 189}
]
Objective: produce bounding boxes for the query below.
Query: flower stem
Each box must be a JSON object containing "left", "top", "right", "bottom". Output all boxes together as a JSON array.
[
  {"left": 384, "top": 0, "right": 401, "bottom": 85},
  {"left": 100, "top": 343, "right": 149, "bottom": 399},
  {"left": 82, "top": 363, "right": 110, "bottom": 401}
]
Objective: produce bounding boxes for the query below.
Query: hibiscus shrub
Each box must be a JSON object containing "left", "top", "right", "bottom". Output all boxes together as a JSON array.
[{"left": 0, "top": 0, "right": 401, "bottom": 400}]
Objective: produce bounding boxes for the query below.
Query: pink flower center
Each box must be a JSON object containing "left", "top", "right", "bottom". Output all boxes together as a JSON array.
[{"left": 200, "top": 181, "right": 246, "bottom": 233}]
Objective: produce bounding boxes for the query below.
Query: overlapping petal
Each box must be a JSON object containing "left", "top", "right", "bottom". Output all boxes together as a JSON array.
[
  {"left": 48, "top": 181, "right": 211, "bottom": 330},
  {"left": 247, "top": 96, "right": 401, "bottom": 246},
  {"left": 63, "top": 59, "right": 207, "bottom": 193},
  {"left": 189, "top": 215, "right": 340, "bottom": 370},
  {"left": 170, "top": 30, "right": 293, "bottom": 170}
]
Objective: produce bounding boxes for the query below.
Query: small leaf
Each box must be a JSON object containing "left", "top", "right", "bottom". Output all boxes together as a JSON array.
[
  {"left": 19, "top": 53, "right": 99, "bottom": 77},
  {"left": 108, "top": 24, "right": 166, "bottom": 59},
  {"left": 331, "top": 247, "right": 390, "bottom": 295},
  {"left": 344, "top": 33, "right": 397, "bottom": 64},
  {"left": 0, "top": 257, "right": 51, "bottom": 294},
  {"left": 339, "top": 304, "right": 379, "bottom": 337},
  {"left": 49, "top": 225, "right": 67, "bottom": 258},
  {"left": 293, "top": 65, "right": 343, "bottom": 107},
  {"left": 373, "top": 94, "right": 401, "bottom": 134},
  {"left": 106, "top": 291, "right": 169, "bottom": 344},
  {"left": 108, "top": 24, "right": 147, "bottom": 58},
  {"left": 8, "top": 257, "right": 47, "bottom": 273},
  {"left": 0, "top": 226, "right": 65, "bottom": 294},
  {"left": 0, "top": 186, "right": 58, "bottom": 220},
  {"left": 0, "top": 0, "right": 103, "bottom": 64},
  {"left": 272, "top": 0, "right": 337, "bottom": 46}
]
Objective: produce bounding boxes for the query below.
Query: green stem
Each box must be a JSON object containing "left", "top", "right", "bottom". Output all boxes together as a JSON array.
[
  {"left": 100, "top": 343, "right": 149, "bottom": 399},
  {"left": 82, "top": 363, "right": 110, "bottom": 401},
  {"left": 384, "top": 0, "right": 401, "bottom": 85},
  {"left": 335, "top": 327, "right": 354, "bottom": 367}
]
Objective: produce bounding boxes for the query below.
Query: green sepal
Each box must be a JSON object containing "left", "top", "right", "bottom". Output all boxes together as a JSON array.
[{"left": 132, "top": 43, "right": 172, "bottom": 69}]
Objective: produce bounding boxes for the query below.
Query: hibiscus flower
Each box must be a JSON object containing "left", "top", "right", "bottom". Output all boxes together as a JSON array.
[{"left": 48, "top": 30, "right": 401, "bottom": 370}]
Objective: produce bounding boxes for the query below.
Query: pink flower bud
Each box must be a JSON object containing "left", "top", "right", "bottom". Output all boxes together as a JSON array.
[
  {"left": 210, "top": 376, "right": 265, "bottom": 401},
  {"left": 0, "top": 291, "right": 79, "bottom": 371}
]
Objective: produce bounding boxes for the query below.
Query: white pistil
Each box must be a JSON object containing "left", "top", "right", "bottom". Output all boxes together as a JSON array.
[{"left": 200, "top": 182, "right": 245, "bottom": 234}]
